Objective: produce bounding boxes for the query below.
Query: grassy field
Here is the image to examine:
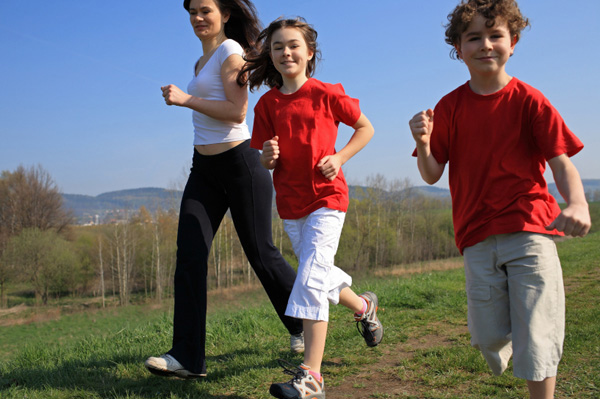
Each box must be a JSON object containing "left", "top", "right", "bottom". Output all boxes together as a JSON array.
[{"left": 0, "top": 233, "right": 598, "bottom": 398}]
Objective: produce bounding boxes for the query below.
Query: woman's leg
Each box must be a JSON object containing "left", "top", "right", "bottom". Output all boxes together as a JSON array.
[
  {"left": 168, "top": 152, "right": 228, "bottom": 375},
  {"left": 226, "top": 144, "right": 303, "bottom": 335}
]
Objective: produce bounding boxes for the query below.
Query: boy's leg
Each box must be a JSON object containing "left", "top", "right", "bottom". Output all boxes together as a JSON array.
[
  {"left": 463, "top": 236, "right": 513, "bottom": 376},
  {"left": 527, "top": 377, "right": 556, "bottom": 399},
  {"left": 502, "top": 233, "right": 564, "bottom": 394}
]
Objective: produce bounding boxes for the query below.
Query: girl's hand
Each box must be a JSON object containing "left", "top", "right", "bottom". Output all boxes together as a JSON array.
[
  {"left": 161, "top": 84, "right": 192, "bottom": 106},
  {"left": 260, "top": 136, "right": 279, "bottom": 169},
  {"left": 409, "top": 109, "right": 434, "bottom": 146},
  {"left": 317, "top": 154, "right": 342, "bottom": 181}
]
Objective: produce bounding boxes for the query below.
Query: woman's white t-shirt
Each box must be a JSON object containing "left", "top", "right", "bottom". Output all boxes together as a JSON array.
[{"left": 187, "top": 39, "right": 250, "bottom": 145}]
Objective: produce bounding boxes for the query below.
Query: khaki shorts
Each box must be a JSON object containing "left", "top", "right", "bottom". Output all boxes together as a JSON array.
[{"left": 463, "top": 232, "right": 565, "bottom": 381}]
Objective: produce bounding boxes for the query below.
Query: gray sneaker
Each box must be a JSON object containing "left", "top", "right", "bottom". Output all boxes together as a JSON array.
[
  {"left": 270, "top": 359, "right": 325, "bottom": 399},
  {"left": 354, "top": 291, "right": 383, "bottom": 347},
  {"left": 144, "top": 354, "right": 206, "bottom": 379},
  {"left": 290, "top": 332, "right": 305, "bottom": 354}
]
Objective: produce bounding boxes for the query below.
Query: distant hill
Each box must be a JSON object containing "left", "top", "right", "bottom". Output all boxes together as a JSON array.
[
  {"left": 63, "top": 179, "right": 600, "bottom": 224},
  {"left": 549, "top": 179, "right": 600, "bottom": 202},
  {"left": 62, "top": 188, "right": 182, "bottom": 224}
]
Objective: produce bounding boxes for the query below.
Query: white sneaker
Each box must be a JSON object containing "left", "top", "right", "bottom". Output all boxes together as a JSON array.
[
  {"left": 290, "top": 332, "right": 305, "bottom": 354},
  {"left": 144, "top": 354, "right": 206, "bottom": 379}
]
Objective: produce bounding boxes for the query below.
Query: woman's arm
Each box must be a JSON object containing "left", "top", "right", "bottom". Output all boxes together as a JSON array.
[{"left": 161, "top": 54, "right": 248, "bottom": 123}]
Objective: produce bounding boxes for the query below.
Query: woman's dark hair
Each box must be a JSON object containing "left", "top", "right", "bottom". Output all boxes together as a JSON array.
[
  {"left": 183, "top": 0, "right": 261, "bottom": 53},
  {"left": 237, "top": 17, "right": 321, "bottom": 91},
  {"left": 445, "top": 0, "right": 530, "bottom": 59}
]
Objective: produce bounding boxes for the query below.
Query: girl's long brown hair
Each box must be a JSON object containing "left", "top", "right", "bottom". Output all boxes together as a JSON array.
[{"left": 237, "top": 17, "right": 321, "bottom": 91}]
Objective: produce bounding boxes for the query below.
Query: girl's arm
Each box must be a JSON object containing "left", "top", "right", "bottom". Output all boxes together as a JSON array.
[
  {"left": 317, "top": 113, "right": 374, "bottom": 181},
  {"left": 260, "top": 136, "right": 280, "bottom": 170},
  {"left": 161, "top": 54, "right": 247, "bottom": 123},
  {"left": 409, "top": 109, "right": 445, "bottom": 184},
  {"left": 546, "top": 153, "right": 591, "bottom": 237}
]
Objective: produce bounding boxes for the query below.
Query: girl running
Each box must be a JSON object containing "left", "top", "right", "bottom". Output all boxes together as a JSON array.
[{"left": 239, "top": 17, "right": 383, "bottom": 399}]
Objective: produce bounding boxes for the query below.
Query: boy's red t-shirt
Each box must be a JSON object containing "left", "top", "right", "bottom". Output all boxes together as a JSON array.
[
  {"left": 251, "top": 78, "right": 361, "bottom": 219},
  {"left": 427, "top": 78, "right": 583, "bottom": 253}
]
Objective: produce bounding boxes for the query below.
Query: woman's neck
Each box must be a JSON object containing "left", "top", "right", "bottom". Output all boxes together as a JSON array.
[{"left": 201, "top": 32, "right": 228, "bottom": 56}]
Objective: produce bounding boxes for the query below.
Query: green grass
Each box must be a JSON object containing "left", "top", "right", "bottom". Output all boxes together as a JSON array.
[{"left": 0, "top": 233, "right": 598, "bottom": 398}]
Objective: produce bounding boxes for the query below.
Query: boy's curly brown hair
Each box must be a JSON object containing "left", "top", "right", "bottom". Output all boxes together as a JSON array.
[{"left": 445, "top": 0, "right": 530, "bottom": 60}]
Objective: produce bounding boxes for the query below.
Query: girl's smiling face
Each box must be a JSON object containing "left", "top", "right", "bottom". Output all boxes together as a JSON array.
[
  {"left": 456, "top": 14, "right": 516, "bottom": 79},
  {"left": 270, "top": 27, "right": 314, "bottom": 85}
]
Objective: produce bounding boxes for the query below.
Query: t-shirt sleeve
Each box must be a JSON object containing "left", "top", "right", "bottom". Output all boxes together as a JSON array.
[
  {"left": 328, "top": 83, "right": 361, "bottom": 127},
  {"left": 529, "top": 94, "right": 583, "bottom": 160},
  {"left": 429, "top": 98, "right": 451, "bottom": 164},
  {"left": 218, "top": 40, "right": 244, "bottom": 65},
  {"left": 250, "top": 98, "right": 273, "bottom": 150}
]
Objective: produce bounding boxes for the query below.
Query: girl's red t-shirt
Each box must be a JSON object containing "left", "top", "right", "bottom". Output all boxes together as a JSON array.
[{"left": 251, "top": 78, "right": 361, "bottom": 219}]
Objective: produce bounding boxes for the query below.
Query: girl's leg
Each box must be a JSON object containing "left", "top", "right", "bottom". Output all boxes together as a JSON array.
[
  {"left": 303, "top": 319, "right": 328, "bottom": 373},
  {"left": 225, "top": 143, "right": 302, "bottom": 335},
  {"left": 339, "top": 286, "right": 364, "bottom": 313},
  {"left": 168, "top": 151, "right": 228, "bottom": 375}
]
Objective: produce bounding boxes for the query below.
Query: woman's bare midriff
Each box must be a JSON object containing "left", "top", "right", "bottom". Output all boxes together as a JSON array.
[{"left": 194, "top": 140, "right": 245, "bottom": 156}]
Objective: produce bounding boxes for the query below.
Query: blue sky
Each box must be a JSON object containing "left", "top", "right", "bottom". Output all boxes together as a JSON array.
[{"left": 1, "top": 0, "right": 598, "bottom": 196}]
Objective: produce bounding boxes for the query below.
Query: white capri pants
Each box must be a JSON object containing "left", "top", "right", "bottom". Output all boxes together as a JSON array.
[
  {"left": 283, "top": 208, "right": 352, "bottom": 322},
  {"left": 463, "top": 232, "right": 565, "bottom": 381}
]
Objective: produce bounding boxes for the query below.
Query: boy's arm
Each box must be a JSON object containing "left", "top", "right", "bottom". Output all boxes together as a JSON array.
[
  {"left": 546, "top": 154, "right": 591, "bottom": 237},
  {"left": 409, "top": 109, "right": 445, "bottom": 184},
  {"left": 317, "top": 113, "right": 374, "bottom": 181}
]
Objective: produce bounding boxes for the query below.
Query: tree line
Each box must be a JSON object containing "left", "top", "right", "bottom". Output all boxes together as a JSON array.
[{"left": 5, "top": 165, "right": 595, "bottom": 308}]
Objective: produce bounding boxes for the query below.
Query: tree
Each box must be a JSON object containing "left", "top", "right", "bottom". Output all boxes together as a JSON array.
[
  {"left": 0, "top": 165, "right": 73, "bottom": 307},
  {"left": 105, "top": 221, "right": 137, "bottom": 306},
  {"left": 3, "top": 228, "right": 78, "bottom": 305},
  {"left": 0, "top": 165, "right": 72, "bottom": 236}
]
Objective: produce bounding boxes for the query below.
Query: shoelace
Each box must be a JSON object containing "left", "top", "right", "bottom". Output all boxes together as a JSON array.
[
  {"left": 355, "top": 310, "right": 377, "bottom": 338},
  {"left": 277, "top": 359, "right": 307, "bottom": 383}
]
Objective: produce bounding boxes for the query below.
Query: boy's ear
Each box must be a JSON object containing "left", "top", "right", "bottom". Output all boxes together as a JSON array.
[
  {"left": 510, "top": 35, "right": 518, "bottom": 55},
  {"left": 454, "top": 43, "right": 462, "bottom": 59}
]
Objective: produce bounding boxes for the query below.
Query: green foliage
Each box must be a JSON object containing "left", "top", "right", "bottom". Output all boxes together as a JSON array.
[
  {"left": 338, "top": 179, "right": 459, "bottom": 273},
  {"left": 0, "top": 233, "right": 598, "bottom": 398},
  {"left": 2, "top": 228, "right": 79, "bottom": 304}
]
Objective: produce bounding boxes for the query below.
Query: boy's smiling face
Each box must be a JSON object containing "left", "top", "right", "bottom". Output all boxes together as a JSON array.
[{"left": 456, "top": 14, "right": 516, "bottom": 81}]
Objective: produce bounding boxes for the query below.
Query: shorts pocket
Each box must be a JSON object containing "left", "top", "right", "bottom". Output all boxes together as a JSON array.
[
  {"left": 306, "top": 259, "right": 330, "bottom": 291},
  {"left": 468, "top": 284, "right": 491, "bottom": 301}
]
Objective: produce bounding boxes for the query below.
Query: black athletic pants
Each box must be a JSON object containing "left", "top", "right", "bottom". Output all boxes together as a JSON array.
[{"left": 168, "top": 140, "right": 302, "bottom": 374}]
